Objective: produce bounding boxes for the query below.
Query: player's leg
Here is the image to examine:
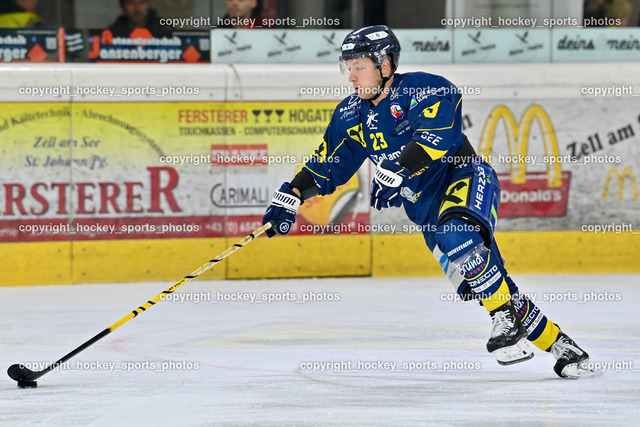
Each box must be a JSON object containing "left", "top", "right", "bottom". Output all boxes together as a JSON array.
[
  {"left": 486, "top": 241, "right": 559, "bottom": 352},
  {"left": 491, "top": 243, "right": 594, "bottom": 378},
  {"left": 433, "top": 214, "right": 534, "bottom": 365},
  {"left": 469, "top": 236, "right": 593, "bottom": 377},
  {"left": 431, "top": 161, "right": 593, "bottom": 376},
  {"left": 430, "top": 161, "right": 534, "bottom": 365}
]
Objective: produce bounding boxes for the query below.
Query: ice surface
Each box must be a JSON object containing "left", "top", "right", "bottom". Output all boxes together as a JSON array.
[{"left": 1, "top": 274, "right": 639, "bottom": 426}]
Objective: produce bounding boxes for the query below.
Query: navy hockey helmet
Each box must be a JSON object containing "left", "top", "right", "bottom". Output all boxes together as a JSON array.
[{"left": 339, "top": 25, "right": 401, "bottom": 74}]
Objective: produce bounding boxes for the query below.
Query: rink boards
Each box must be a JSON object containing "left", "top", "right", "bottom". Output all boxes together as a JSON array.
[{"left": 0, "top": 63, "right": 638, "bottom": 285}]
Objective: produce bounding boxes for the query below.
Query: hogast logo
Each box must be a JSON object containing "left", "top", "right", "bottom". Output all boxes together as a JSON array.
[{"left": 479, "top": 104, "right": 571, "bottom": 218}]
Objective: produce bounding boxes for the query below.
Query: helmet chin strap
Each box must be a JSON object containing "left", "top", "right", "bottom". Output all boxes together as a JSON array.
[{"left": 370, "top": 67, "right": 392, "bottom": 102}]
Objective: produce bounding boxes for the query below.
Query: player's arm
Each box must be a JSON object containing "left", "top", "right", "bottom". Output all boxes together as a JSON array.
[{"left": 262, "top": 110, "right": 368, "bottom": 237}]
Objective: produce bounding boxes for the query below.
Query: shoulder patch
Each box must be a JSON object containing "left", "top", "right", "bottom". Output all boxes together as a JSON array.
[{"left": 421, "top": 101, "right": 441, "bottom": 119}]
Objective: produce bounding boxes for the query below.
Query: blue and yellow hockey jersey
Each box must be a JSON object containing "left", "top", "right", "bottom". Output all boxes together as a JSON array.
[{"left": 302, "top": 71, "right": 468, "bottom": 225}]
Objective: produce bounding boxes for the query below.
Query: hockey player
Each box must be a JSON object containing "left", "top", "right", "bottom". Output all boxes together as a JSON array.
[{"left": 262, "top": 25, "right": 594, "bottom": 378}]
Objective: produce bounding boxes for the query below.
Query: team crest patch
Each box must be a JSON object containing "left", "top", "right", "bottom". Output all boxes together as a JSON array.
[{"left": 390, "top": 102, "right": 404, "bottom": 119}]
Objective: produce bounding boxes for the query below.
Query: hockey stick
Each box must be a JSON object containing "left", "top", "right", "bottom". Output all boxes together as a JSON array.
[{"left": 8, "top": 222, "right": 272, "bottom": 388}]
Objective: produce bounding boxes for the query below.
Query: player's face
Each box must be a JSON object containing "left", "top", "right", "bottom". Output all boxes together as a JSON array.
[{"left": 344, "top": 58, "right": 382, "bottom": 100}]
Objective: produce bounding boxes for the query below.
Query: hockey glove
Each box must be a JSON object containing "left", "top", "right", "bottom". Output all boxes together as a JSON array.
[
  {"left": 262, "top": 183, "right": 302, "bottom": 238},
  {"left": 370, "top": 160, "right": 408, "bottom": 211}
]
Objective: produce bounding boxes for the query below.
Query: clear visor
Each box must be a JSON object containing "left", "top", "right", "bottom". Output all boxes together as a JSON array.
[{"left": 339, "top": 55, "right": 377, "bottom": 74}]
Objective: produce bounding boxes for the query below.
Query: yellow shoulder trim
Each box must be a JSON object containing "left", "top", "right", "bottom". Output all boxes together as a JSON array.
[{"left": 416, "top": 97, "right": 463, "bottom": 132}]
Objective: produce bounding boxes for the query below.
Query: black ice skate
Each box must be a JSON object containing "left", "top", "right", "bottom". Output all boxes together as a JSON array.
[
  {"left": 549, "top": 332, "right": 599, "bottom": 379},
  {"left": 487, "top": 303, "right": 535, "bottom": 365}
]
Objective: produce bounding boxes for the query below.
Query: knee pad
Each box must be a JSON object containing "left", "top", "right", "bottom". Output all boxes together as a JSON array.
[
  {"left": 433, "top": 218, "right": 484, "bottom": 295},
  {"left": 435, "top": 218, "right": 509, "bottom": 311}
]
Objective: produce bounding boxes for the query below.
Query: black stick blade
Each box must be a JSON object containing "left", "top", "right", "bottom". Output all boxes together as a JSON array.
[{"left": 8, "top": 364, "right": 37, "bottom": 382}]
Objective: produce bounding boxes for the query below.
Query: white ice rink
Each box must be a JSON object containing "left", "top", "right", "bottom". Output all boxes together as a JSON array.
[{"left": 2, "top": 273, "right": 639, "bottom": 426}]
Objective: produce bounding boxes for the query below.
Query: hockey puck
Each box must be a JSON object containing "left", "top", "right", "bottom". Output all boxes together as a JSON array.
[{"left": 17, "top": 379, "right": 37, "bottom": 388}]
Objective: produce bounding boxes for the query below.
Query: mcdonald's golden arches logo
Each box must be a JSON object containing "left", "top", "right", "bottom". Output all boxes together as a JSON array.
[
  {"left": 479, "top": 104, "right": 561, "bottom": 187},
  {"left": 479, "top": 104, "right": 570, "bottom": 218},
  {"left": 603, "top": 167, "right": 638, "bottom": 201}
]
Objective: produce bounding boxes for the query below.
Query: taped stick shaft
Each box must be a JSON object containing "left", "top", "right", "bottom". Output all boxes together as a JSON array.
[
  {"left": 9, "top": 223, "right": 271, "bottom": 382},
  {"left": 109, "top": 223, "right": 271, "bottom": 331}
]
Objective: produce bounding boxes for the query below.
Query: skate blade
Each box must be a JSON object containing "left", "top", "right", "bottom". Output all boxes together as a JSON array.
[
  {"left": 560, "top": 362, "right": 604, "bottom": 379},
  {"left": 492, "top": 338, "right": 535, "bottom": 366}
]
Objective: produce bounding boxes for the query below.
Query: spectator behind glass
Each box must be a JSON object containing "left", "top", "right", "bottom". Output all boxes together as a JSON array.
[
  {"left": 0, "top": 0, "right": 42, "bottom": 28},
  {"left": 219, "top": 0, "right": 259, "bottom": 28},
  {"left": 583, "top": 0, "right": 606, "bottom": 26},
  {"left": 109, "top": 0, "right": 172, "bottom": 36},
  {"left": 603, "top": 0, "right": 632, "bottom": 26}
]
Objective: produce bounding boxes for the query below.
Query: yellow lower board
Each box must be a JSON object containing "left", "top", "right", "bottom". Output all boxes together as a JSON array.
[
  {"left": 227, "top": 234, "right": 372, "bottom": 279},
  {"left": 0, "top": 231, "right": 637, "bottom": 286},
  {"left": 0, "top": 241, "right": 72, "bottom": 286},
  {"left": 372, "top": 230, "right": 640, "bottom": 276},
  {"left": 70, "top": 238, "right": 229, "bottom": 284},
  {"left": 0, "top": 238, "right": 228, "bottom": 286},
  {"left": 0, "top": 234, "right": 372, "bottom": 286}
]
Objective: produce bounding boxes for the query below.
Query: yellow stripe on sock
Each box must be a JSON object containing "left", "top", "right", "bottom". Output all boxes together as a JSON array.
[
  {"left": 532, "top": 321, "right": 560, "bottom": 351},
  {"left": 480, "top": 278, "right": 511, "bottom": 312}
]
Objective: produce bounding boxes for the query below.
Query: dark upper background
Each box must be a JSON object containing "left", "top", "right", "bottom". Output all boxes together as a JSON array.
[{"left": 21, "top": 0, "right": 640, "bottom": 30}]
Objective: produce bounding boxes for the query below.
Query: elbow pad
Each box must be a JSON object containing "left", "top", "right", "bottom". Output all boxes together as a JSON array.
[
  {"left": 397, "top": 140, "right": 433, "bottom": 175},
  {"left": 290, "top": 168, "right": 319, "bottom": 201}
]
